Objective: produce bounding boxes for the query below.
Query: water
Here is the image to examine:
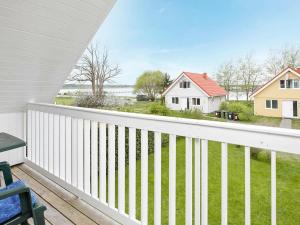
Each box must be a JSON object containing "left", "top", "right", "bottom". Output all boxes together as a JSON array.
[{"left": 59, "top": 86, "right": 248, "bottom": 100}]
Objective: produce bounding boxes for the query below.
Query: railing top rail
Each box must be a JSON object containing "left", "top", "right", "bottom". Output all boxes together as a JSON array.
[{"left": 27, "top": 102, "right": 300, "bottom": 154}]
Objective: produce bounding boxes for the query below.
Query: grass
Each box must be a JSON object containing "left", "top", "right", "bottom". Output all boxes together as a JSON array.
[
  {"left": 56, "top": 97, "right": 300, "bottom": 223},
  {"left": 55, "top": 96, "right": 75, "bottom": 106},
  {"left": 114, "top": 138, "right": 300, "bottom": 225},
  {"left": 292, "top": 119, "right": 300, "bottom": 129}
]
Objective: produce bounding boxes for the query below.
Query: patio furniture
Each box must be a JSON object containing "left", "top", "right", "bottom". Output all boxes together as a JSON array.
[{"left": 0, "top": 133, "right": 46, "bottom": 225}]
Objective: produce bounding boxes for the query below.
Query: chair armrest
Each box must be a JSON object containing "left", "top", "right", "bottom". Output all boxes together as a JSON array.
[
  {"left": 0, "top": 161, "right": 13, "bottom": 185},
  {"left": 0, "top": 185, "right": 33, "bottom": 216}
]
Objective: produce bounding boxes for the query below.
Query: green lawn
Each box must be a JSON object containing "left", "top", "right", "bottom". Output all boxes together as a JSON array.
[
  {"left": 116, "top": 138, "right": 300, "bottom": 225},
  {"left": 55, "top": 96, "right": 75, "bottom": 106},
  {"left": 292, "top": 119, "right": 300, "bottom": 129}
]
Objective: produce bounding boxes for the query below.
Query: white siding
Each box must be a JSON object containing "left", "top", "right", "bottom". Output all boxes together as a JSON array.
[
  {"left": 165, "top": 75, "right": 226, "bottom": 113},
  {"left": 165, "top": 76, "right": 208, "bottom": 111},
  {"left": 0, "top": 0, "right": 115, "bottom": 113},
  {"left": 0, "top": 113, "right": 25, "bottom": 165},
  {"left": 208, "top": 96, "right": 226, "bottom": 113}
]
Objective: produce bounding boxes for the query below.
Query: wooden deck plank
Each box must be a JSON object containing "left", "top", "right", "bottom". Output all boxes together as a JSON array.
[
  {"left": 18, "top": 164, "right": 118, "bottom": 225},
  {"left": 12, "top": 174, "right": 69, "bottom": 225},
  {"left": 12, "top": 173, "right": 72, "bottom": 225},
  {"left": 12, "top": 166, "right": 97, "bottom": 225}
]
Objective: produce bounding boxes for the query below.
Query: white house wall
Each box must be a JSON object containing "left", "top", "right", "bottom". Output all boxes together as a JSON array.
[
  {"left": 0, "top": 113, "right": 25, "bottom": 165},
  {"left": 0, "top": 0, "right": 116, "bottom": 113},
  {"left": 208, "top": 96, "right": 226, "bottom": 113},
  {"left": 165, "top": 75, "right": 209, "bottom": 112}
]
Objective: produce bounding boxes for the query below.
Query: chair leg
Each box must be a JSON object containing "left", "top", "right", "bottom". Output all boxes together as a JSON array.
[{"left": 33, "top": 208, "right": 46, "bottom": 225}]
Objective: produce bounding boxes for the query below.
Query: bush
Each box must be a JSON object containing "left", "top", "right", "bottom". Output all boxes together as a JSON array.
[
  {"left": 219, "top": 101, "right": 254, "bottom": 121},
  {"left": 149, "top": 103, "right": 170, "bottom": 116},
  {"left": 76, "top": 95, "right": 103, "bottom": 108}
]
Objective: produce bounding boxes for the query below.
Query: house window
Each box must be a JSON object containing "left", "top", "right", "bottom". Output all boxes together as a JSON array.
[
  {"left": 266, "top": 99, "right": 278, "bottom": 109},
  {"left": 272, "top": 100, "right": 278, "bottom": 109},
  {"left": 266, "top": 100, "right": 271, "bottom": 108},
  {"left": 172, "top": 97, "right": 179, "bottom": 104},
  {"left": 286, "top": 79, "right": 293, "bottom": 88},
  {"left": 280, "top": 80, "right": 285, "bottom": 88},
  {"left": 294, "top": 80, "right": 299, "bottom": 88},
  {"left": 180, "top": 81, "right": 190, "bottom": 88},
  {"left": 192, "top": 98, "right": 201, "bottom": 105}
]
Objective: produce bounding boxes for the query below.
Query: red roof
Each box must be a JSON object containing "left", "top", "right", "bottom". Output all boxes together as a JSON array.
[
  {"left": 294, "top": 68, "right": 300, "bottom": 74},
  {"left": 183, "top": 72, "right": 227, "bottom": 97}
]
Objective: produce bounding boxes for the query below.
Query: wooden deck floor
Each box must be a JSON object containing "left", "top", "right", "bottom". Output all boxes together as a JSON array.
[{"left": 11, "top": 164, "right": 119, "bottom": 225}]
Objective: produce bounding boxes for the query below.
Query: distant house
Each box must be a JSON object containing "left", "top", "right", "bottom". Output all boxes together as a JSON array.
[
  {"left": 251, "top": 67, "right": 300, "bottom": 118},
  {"left": 162, "top": 72, "right": 227, "bottom": 113}
]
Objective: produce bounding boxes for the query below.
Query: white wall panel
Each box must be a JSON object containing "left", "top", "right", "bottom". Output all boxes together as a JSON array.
[{"left": 0, "top": 0, "right": 116, "bottom": 113}]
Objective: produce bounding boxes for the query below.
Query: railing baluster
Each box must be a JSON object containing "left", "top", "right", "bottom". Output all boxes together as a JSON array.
[
  {"left": 65, "top": 116, "right": 72, "bottom": 184},
  {"left": 141, "top": 130, "right": 148, "bottom": 225},
  {"left": 221, "top": 143, "right": 228, "bottom": 225},
  {"left": 77, "top": 119, "right": 84, "bottom": 191},
  {"left": 169, "top": 134, "right": 176, "bottom": 225},
  {"left": 118, "top": 126, "right": 125, "bottom": 213},
  {"left": 194, "top": 138, "right": 201, "bottom": 225},
  {"left": 99, "top": 123, "right": 107, "bottom": 202},
  {"left": 53, "top": 114, "right": 60, "bottom": 177},
  {"left": 91, "top": 121, "right": 98, "bottom": 198},
  {"left": 108, "top": 124, "right": 115, "bottom": 208},
  {"left": 271, "top": 151, "right": 276, "bottom": 225},
  {"left": 48, "top": 114, "right": 54, "bottom": 173},
  {"left": 201, "top": 139, "right": 208, "bottom": 225},
  {"left": 43, "top": 113, "right": 49, "bottom": 170},
  {"left": 129, "top": 127, "right": 136, "bottom": 219},
  {"left": 35, "top": 111, "right": 40, "bottom": 165},
  {"left": 84, "top": 120, "right": 91, "bottom": 194},
  {"left": 39, "top": 112, "right": 44, "bottom": 168},
  {"left": 186, "top": 137, "right": 193, "bottom": 225},
  {"left": 31, "top": 111, "right": 36, "bottom": 163},
  {"left": 59, "top": 115, "right": 66, "bottom": 180},
  {"left": 71, "top": 118, "right": 78, "bottom": 187},
  {"left": 245, "top": 146, "right": 251, "bottom": 225},
  {"left": 27, "top": 110, "right": 32, "bottom": 160},
  {"left": 154, "top": 132, "right": 161, "bottom": 225}
]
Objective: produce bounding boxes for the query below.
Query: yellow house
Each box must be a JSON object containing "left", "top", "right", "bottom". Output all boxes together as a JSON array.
[{"left": 251, "top": 67, "right": 300, "bottom": 118}]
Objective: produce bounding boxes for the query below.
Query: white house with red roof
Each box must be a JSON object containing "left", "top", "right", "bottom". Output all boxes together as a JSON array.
[{"left": 162, "top": 72, "right": 227, "bottom": 113}]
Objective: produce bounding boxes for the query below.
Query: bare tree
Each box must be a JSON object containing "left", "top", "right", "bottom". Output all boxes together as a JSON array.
[
  {"left": 265, "top": 46, "right": 300, "bottom": 77},
  {"left": 70, "top": 44, "right": 121, "bottom": 99},
  {"left": 216, "top": 61, "right": 236, "bottom": 99},
  {"left": 237, "top": 55, "right": 262, "bottom": 101}
]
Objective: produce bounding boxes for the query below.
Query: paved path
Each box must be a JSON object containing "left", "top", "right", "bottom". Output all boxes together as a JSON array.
[{"left": 280, "top": 118, "right": 292, "bottom": 128}]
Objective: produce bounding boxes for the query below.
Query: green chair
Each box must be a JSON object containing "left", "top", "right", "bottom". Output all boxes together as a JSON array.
[{"left": 0, "top": 162, "right": 46, "bottom": 225}]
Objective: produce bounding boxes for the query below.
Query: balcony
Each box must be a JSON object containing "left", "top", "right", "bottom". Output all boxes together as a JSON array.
[{"left": 17, "top": 102, "right": 300, "bottom": 225}]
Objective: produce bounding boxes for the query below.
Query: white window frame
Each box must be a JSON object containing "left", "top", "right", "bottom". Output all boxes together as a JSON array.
[
  {"left": 192, "top": 98, "right": 201, "bottom": 105},
  {"left": 265, "top": 99, "right": 278, "bottom": 109},
  {"left": 172, "top": 97, "right": 179, "bottom": 104}
]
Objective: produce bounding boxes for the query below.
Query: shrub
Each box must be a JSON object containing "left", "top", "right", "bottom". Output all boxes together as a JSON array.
[
  {"left": 149, "top": 103, "right": 170, "bottom": 116},
  {"left": 76, "top": 95, "right": 103, "bottom": 108},
  {"left": 220, "top": 101, "right": 254, "bottom": 121}
]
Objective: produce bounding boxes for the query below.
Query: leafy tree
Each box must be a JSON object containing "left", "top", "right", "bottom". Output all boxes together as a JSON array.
[
  {"left": 237, "top": 55, "right": 262, "bottom": 101},
  {"left": 216, "top": 61, "right": 236, "bottom": 99},
  {"left": 265, "top": 46, "right": 300, "bottom": 78},
  {"left": 134, "top": 71, "right": 165, "bottom": 101}
]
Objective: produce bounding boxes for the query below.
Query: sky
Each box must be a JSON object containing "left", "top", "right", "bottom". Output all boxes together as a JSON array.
[{"left": 92, "top": 0, "right": 300, "bottom": 85}]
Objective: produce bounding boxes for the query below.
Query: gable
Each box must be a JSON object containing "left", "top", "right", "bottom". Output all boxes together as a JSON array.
[
  {"left": 165, "top": 75, "right": 209, "bottom": 97},
  {"left": 162, "top": 73, "right": 209, "bottom": 97},
  {"left": 252, "top": 68, "right": 300, "bottom": 98},
  {"left": 254, "top": 70, "right": 300, "bottom": 98}
]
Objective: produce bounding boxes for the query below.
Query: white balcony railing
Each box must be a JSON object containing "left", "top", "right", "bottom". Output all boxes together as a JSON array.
[{"left": 25, "top": 103, "right": 300, "bottom": 225}]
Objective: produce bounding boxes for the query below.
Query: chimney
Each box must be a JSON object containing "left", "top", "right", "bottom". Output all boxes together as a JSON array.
[{"left": 203, "top": 73, "right": 208, "bottom": 79}]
